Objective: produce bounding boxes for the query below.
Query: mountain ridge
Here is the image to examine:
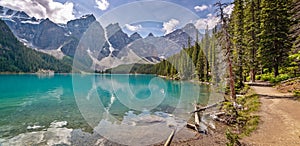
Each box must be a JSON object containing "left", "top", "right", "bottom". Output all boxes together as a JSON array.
[{"left": 0, "top": 19, "right": 71, "bottom": 73}]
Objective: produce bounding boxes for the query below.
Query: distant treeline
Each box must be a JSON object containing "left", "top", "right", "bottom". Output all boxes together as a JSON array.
[{"left": 105, "top": 27, "right": 223, "bottom": 83}]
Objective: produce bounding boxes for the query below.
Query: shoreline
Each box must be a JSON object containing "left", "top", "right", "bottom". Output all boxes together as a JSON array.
[{"left": 158, "top": 75, "right": 213, "bottom": 85}]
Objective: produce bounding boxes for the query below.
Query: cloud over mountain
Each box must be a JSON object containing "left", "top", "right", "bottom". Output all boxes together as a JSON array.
[
  {"left": 162, "top": 19, "right": 180, "bottom": 35},
  {"left": 194, "top": 14, "right": 219, "bottom": 30},
  {"left": 0, "top": 0, "right": 75, "bottom": 24}
]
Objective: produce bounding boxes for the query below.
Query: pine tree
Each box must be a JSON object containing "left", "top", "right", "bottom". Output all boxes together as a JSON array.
[
  {"left": 259, "top": 0, "right": 292, "bottom": 77},
  {"left": 244, "top": 0, "right": 261, "bottom": 82},
  {"left": 289, "top": 0, "right": 300, "bottom": 74},
  {"left": 291, "top": 0, "right": 300, "bottom": 51},
  {"left": 215, "top": 1, "right": 237, "bottom": 102},
  {"left": 197, "top": 47, "right": 205, "bottom": 81},
  {"left": 232, "top": 0, "right": 245, "bottom": 87},
  {"left": 204, "top": 26, "right": 210, "bottom": 81},
  {"left": 192, "top": 43, "right": 199, "bottom": 67}
]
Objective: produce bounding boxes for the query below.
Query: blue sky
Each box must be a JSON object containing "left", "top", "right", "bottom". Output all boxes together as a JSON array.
[
  {"left": 0, "top": 0, "right": 233, "bottom": 37},
  {"left": 56, "top": 0, "right": 231, "bottom": 18}
]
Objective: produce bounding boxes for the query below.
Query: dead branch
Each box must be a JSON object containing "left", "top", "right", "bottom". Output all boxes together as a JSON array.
[
  {"left": 164, "top": 129, "right": 176, "bottom": 146},
  {"left": 190, "top": 103, "right": 219, "bottom": 114}
]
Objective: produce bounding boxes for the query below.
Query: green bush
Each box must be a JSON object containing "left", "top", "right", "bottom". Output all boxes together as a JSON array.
[
  {"left": 258, "top": 73, "right": 291, "bottom": 83},
  {"left": 274, "top": 74, "right": 290, "bottom": 83},
  {"left": 260, "top": 73, "right": 274, "bottom": 81},
  {"left": 246, "top": 76, "right": 251, "bottom": 82},
  {"left": 255, "top": 74, "right": 261, "bottom": 80}
]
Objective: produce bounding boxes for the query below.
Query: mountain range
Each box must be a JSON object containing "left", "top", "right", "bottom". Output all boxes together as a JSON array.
[{"left": 0, "top": 5, "right": 202, "bottom": 71}]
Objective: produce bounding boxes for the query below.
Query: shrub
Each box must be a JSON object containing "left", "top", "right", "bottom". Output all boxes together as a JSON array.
[
  {"left": 258, "top": 73, "right": 291, "bottom": 83},
  {"left": 274, "top": 74, "right": 290, "bottom": 83},
  {"left": 246, "top": 76, "right": 251, "bottom": 82},
  {"left": 255, "top": 74, "right": 261, "bottom": 80},
  {"left": 260, "top": 73, "right": 274, "bottom": 82}
]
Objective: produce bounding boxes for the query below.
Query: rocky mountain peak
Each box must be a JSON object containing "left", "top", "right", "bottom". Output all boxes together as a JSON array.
[
  {"left": 130, "top": 32, "right": 142, "bottom": 41},
  {"left": 106, "top": 23, "right": 122, "bottom": 37},
  {"left": 39, "top": 18, "right": 58, "bottom": 28},
  {"left": 182, "top": 23, "right": 199, "bottom": 41},
  {"left": 33, "top": 18, "right": 67, "bottom": 50},
  {"left": 164, "top": 29, "right": 193, "bottom": 48},
  {"left": 80, "top": 14, "right": 96, "bottom": 20},
  {"left": 147, "top": 33, "right": 154, "bottom": 38},
  {"left": 182, "top": 23, "right": 196, "bottom": 31},
  {"left": 13, "top": 11, "right": 30, "bottom": 19},
  {"left": 67, "top": 14, "right": 96, "bottom": 27}
]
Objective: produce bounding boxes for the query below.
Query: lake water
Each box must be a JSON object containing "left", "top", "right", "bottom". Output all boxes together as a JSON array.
[{"left": 0, "top": 74, "right": 220, "bottom": 145}]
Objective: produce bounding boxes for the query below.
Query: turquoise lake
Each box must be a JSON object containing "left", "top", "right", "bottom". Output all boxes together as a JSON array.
[{"left": 0, "top": 74, "right": 218, "bottom": 144}]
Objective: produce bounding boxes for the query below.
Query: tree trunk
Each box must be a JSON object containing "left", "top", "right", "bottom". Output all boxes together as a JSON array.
[
  {"left": 239, "top": 66, "right": 243, "bottom": 87},
  {"left": 206, "top": 59, "right": 209, "bottom": 82},
  {"left": 250, "top": 69, "right": 255, "bottom": 82},
  {"left": 215, "top": 1, "right": 237, "bottom": 102},
  {"left": 228, "top": 51, "right": 237, "bottom": 101},
  {"left": 274, "top": 63, "right": 279, "bottom": 77}
]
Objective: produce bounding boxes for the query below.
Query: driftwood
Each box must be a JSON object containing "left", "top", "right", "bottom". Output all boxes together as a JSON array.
[
  {"left": 190, "top": 103, "right": 218, "bottom": 114},
  {"left": 201, "top": 119, "right": 216, "bottom": 130},
  {"left": 194, "top": 105, "right": 201, "bottom": 126},
  {"left": 194, "top": 105, "right": 202, "bottom": 132},
  {"left": 187, "top": 103, "right": 227, "bottom": 134},
  {"left": 164, "top": 129, "right": 176, "bottom": 146},
  {"left": 186, "top": 123, "right": 197, "bottom": 130},
  {"left": 204, "top": 112, "right": 225, "bottom": 117}
]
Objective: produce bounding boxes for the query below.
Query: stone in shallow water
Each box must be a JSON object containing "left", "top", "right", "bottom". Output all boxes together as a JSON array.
[
  {"left": 93, "top": 111, "right": 187, "bottom": 146},
  {"left": 26, "top": 125, "right": 45, "bottom": 130},
  {"left": 1, "top": 121, "right": 72, "bottom": 146},
  {"left": 50, "top": 121, "right": 68, "bottom": 128}
]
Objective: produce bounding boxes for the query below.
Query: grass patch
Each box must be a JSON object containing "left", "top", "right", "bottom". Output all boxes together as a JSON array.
[
  {"left": 222, "top": 88, "right": 261, "bottom": 144},
  {"left": 237, "top": 90, "right": 260, "bottom": 137}
]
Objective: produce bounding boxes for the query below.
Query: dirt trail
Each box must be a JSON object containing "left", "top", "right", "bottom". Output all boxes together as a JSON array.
[{"left": 242, "top": 86, "right": 300, "bottom": 146}]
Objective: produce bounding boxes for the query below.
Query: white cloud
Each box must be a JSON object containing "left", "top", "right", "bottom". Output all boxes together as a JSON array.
[
  {"left": 125, "top": 24, "right": 142, "bottom": 31},
  {"left": 0, "top": 0, "right": 75, "bottom": 24},
  {"left": 194, "top": 5, "right": 208, "bottom": 12},
  {"left": 194, "top": 14, "right": 219, "bottom": 30},
  {"left": 224, "top": 4, "right": 234, "bottom": 15},
  {"left": 95, "top": 0, "right": 109, "bottom": 11},
  {"left": 162, "top": 19, "right": 180, "bottom": 35},
  {"left": 194, "top": 4, "right": 234, "bottom": 30}
]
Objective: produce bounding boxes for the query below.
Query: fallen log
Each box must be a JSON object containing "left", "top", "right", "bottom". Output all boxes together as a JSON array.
[
  {"left": 164, "top": 129, "right": 176, "bottom": 146},
  {"left": 203, "top": 112, "right": 225, "bottom": 117},
  {"left": 190, "top": 103, "right": 219, "bottom": 114}
]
